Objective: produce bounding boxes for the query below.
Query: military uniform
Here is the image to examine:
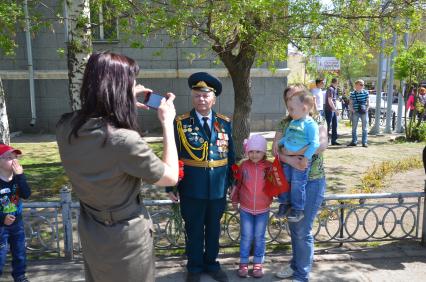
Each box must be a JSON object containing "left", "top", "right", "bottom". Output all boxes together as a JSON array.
[{"left": 167, "top": 72, "right": 235, "bottom": 276}]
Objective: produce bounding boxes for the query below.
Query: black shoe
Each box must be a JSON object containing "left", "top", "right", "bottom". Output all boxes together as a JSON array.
[
  {"left": 331, "top": 141, "right": 341, "bottom": 145},
  {"left": 207, "top": 269, "right": 229, "bottom": 282},
  {"left": 276, "top": 204, "right": 291, "bottom": 218},
  {"left": 347, "top": 143, "right": 357, "bottom": 146},
  {"left": 186, "top": 272, "right": 201, "bottom": 282},
  {"left": 362, "top": 143, "right": 368, "bottom": 147},
  {"left": 14, "top": 276, "right": 30, "bottom": 282}
]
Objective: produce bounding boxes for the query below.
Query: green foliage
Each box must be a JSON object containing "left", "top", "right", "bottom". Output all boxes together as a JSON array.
[
  {"left": 409, "top": 121, "right": 426, "bottom": 142},
  {"left": 0, "top": 0, "right": 57, "bottom": 56},
  {"left": 395, "top": 41, "right": 426, "bottom": 85},
  {"left": 0, "top": 1, "right": 23, "bottom": 56},
  {"left": 1, "top": 0, "right": 423, "bottom": 64},
  {"left": 394, "top": 41, "right": 426, "bottom": 141}
]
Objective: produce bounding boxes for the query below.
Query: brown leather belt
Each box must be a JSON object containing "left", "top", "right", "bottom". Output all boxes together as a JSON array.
[
  {"left": 181, "top": 158, "right": 228, "bottom": 168},
  {"left": 80, "top": 194, "right": 144, "bottom": 226}
]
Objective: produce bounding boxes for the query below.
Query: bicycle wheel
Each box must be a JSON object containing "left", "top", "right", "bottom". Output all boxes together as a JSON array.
[
  {"left": 165, "top": 216, "right": 185, "bottom": 247},
  {"left": 24, "top": 215, "right": 56, "bottom": 252}
]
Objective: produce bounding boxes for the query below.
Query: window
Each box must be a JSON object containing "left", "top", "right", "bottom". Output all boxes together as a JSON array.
[{"left": 91, "top": 3, "right": 119, "bottom": 42}]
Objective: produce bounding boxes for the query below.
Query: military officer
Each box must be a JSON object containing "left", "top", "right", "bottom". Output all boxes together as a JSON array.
[{"left": 167, "top": 72, "right": 235, "bottom": 282}]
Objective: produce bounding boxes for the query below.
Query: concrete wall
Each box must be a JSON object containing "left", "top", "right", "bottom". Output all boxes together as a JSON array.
[{"left": 0, "top": 1, "right": 289, "bottom": 133}]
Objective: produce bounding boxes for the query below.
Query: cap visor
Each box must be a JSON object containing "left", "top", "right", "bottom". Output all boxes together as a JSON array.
[
  {"left": 12, "top": 149, "right": 22, "bottom": 155},
  {"left": 192, "top": 87, "right": 214, "bottom": 93}
]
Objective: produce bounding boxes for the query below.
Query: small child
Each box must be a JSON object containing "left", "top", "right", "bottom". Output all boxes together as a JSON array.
[
  {"left": 230, "top": 134, "right": 273, "bottom": 278},
  {"left": 0, "top": 144, "right": 31, "bottom": 282},
  {"left": 277, "top": 90, "right": 319, "bottom": 222}
]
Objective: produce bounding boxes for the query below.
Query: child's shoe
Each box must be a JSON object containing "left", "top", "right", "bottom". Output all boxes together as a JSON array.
[
  {"left": 287, "top": 209, "right": 304, "bottom": 222},
  {"left": 252, "top": 263, "right": 264, "bottom": 278},
  {"left": 237, "top": 263, "right": 249, "bottom": 278},
  {"left": 276, "top": 204, "right": 291, "bottom": 218}
]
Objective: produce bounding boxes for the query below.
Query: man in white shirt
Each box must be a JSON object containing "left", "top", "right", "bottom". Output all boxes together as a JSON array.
[{"left": 311, "top": 79, "right": 325, "bottom": 118}]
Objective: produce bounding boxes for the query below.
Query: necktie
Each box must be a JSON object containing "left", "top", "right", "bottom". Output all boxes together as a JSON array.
[{"left": 202, "top": 117, "right": 211, "bottom": 139}]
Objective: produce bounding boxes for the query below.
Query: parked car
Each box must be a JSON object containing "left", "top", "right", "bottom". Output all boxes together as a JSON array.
[
  {"left": 368, "top": 92, "right": 405, "bottom": 128},
  {"left": 368, "top": 93, "right": 405, "bottom": 115}
]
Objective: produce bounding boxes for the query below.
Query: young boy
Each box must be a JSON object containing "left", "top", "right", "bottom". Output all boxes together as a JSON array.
[
  {"left": 0, "top": 144, "right": 31, "bottom": 282},
  {"left": 277, "top": 90, "right": 319, "bottom": 222}
]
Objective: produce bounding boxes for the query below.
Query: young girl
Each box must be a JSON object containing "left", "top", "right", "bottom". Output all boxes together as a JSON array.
[{"left": 230, "top": 134, "right": 273, "bottom": 278}]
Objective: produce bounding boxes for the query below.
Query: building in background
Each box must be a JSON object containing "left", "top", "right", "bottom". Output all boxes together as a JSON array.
[{"left": 0, "top": 1, "right": 294, "bottom": 133}]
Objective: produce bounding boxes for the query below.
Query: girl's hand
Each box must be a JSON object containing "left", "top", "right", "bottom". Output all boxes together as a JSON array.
[
  {"left": 11, "top": 159, "right": 23, "bottom": 175},
  {"left": 157, "top": 92, "right": 176, "bottom": 126},
  {"left": 134, "top": 84, "right": 153, "bottom": 110},
  {"left": 4, "top": 214, "right": 16, "bottom": 225}
]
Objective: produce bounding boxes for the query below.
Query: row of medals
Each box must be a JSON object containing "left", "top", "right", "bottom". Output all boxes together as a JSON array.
[{"left": 182, "top": 124, "right": 229, "bottom": 158}]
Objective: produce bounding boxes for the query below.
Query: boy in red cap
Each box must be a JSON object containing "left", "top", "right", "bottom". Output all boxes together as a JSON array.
[{"left": 0, "top": 144, "right": 31, "bottom": 282}]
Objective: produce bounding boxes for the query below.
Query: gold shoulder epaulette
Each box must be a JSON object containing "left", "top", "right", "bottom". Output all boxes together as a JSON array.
[
  {"left": 176, "top": 112, "right": 190, "bottom": 121},
  {"left": 216, "top": 113, "right": 231, "bottom": 122}
]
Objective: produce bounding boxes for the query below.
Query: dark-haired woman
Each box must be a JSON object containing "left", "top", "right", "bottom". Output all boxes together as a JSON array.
[{"left": 56, "top": 52, "right": 178, "bottom": 282}]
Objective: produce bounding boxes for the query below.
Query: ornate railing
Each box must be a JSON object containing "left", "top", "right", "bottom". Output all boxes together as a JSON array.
[{"left": 21, "top": 187, "right": 426, "bottom": 259}]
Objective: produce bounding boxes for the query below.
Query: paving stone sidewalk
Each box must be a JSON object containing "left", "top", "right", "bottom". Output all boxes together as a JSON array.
[{"left": 0, "top": 241, "right": 425, "bottom": 282}]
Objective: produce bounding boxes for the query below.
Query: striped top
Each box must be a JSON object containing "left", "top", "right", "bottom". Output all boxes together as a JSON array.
[{"left": 350, "top": 90, "right": 369, "bottom": 110}]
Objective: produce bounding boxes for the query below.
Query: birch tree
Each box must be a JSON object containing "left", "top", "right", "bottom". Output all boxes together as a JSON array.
[
  {"left": 0, "top": 78, "right": 10, "bottom": 145},
  {"left": 66, "top": 0, "right": 92, "bottom": 111}
]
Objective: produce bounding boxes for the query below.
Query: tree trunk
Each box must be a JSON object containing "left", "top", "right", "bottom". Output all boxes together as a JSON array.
[
  {"left": 215, "top": 45, "right": 256, "bottom": 160},
  {"left": 66, "top": 0, "right": 92, "bottom": 111},
  {"left": 0, "top": 78, "right": 10, "bottom": 145},
  {"left": 229, "top": 67, "right": 252, "bottom": 160}
]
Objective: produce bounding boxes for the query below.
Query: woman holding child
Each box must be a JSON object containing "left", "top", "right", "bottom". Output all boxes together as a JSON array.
[{"left": 273, "top": 84, "right": 328, "bottom": 282}]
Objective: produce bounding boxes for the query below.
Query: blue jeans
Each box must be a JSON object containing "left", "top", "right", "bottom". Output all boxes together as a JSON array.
[
  {"left": 351, "top": 112, "right": 368, "bottom": 145},
  {"left": 324, "top": 110, "right": 338, "bottom": 143},
  {"left": 0, "top": 219, "right": 27, "bottom": 281},
  {"left": 289, "top": 177, "right": 326, "bottom": 282},
  {"left": 278, "top": 163, "right": 311, "bottom": 211},
  {"left": 239, "top": 210, "right": 269, "bottom": 264}
]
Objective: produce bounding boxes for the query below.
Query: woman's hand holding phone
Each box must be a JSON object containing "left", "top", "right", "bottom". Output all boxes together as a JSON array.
[
  {"left": 157, "top": 92, "right": 176, "bottom": 126},
  {"left": 134, "top": 84, "right": 152, "bottom": 110}
]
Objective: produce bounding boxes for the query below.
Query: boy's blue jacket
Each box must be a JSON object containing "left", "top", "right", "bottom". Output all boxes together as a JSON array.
[{"left": 0, "top": 174, "right": 31, "bottom": 225}]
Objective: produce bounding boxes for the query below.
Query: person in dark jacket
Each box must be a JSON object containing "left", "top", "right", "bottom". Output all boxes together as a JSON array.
[
  {"left": 324, "top": 78, "right": 341, "bottom": 145},
  {"left": 167, "top": 72, "right": 235, "bottom": 282}
]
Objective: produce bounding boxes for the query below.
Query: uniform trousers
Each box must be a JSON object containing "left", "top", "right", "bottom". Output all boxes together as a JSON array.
[{"left": 180, "top": 196, "right": 226, "bottom": 273}]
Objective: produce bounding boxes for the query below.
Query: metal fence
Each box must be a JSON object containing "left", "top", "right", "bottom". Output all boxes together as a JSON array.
[{"left": 22, "top": 186, "right": 426, "bottom": 259}]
